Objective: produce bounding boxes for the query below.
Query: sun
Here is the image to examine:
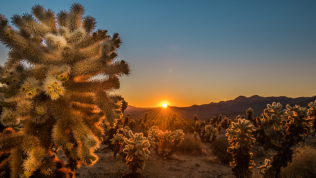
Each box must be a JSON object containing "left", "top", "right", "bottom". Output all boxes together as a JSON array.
[{"left": 162, "top": 103, "right": 168, "bottom": 108}]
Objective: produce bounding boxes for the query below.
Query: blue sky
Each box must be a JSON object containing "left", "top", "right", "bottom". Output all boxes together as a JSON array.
[{"left": 1, "top": 0, "right": 316, "bottom": 107}]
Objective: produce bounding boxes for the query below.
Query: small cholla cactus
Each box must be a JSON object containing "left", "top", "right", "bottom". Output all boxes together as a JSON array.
[
  {"left": 193, "top": 131, "right": 198, "bottom": 140},
  {"left": 147, "top": 135, "right": 158, "bottom": 150},
  {"left": 246, "top": 108, "right": 253, "bottom": 118},
  {"left": 246, "top": 108, "right": 258, "bottom": 127},
  {"left": 166, "top": 129, "right": 185, "bottom": 157},
  {"left": 110, "top": 133, "right": 125, "bottom": 158},
  {"left": 226, "top": 119, "right": 256, "bottom": 178},
  {"left": 147, "top": 126, "right": 160, "bottom": 155},
  {"left": 204, "top": 124, "right": 218, "bottom": 142},
  {"left": 129, "top": 120, "right": 136, "bottom": 131},
  {"left": 307, "top": 100, "right": 316, "bottom": 134},
  {"left": 221, "top": 116, "right": 232, "bottom": 130},
  {"left": 123, "top": 114, "right": 130, "bottom": 126},
  {"left": 193, "top": 114, "right": 198, "bottom": 122},
  {"left": 122, "top": 130, "right": 150, "bottom": 178}
]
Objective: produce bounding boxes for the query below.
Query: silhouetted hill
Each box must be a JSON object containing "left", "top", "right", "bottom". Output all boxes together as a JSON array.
[{"left": 124, "top": 95, "right": 316, "bottom": 120}]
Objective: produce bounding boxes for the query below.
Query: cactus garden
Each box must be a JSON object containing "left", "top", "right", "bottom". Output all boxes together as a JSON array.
[{"left": 1, "top": 2, "right": 316, "bottom": 178}]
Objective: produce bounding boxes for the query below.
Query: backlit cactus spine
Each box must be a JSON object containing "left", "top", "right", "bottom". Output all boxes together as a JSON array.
[
  {"left": 226, "top": 118, "right": 256, "bottom": 178},
  {"left": 122, "top": 130, "right": 150, "bottom": 178},
  {"left": 0, "top": 3, "right": 129, "bottom": 178}
]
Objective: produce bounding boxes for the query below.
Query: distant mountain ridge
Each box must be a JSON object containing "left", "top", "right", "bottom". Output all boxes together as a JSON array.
[{"left": 124, "top": 95, "right": 316, "bottom": 120}]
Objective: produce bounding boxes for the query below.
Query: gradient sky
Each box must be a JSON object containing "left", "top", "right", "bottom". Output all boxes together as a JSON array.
[{"left": 0, "top": 0, "right": 316, "bottom": 107}]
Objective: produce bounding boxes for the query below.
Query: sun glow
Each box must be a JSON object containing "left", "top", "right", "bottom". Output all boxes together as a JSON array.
[{"left": 162, "top": 103, "right": 168, "bottom": 108}]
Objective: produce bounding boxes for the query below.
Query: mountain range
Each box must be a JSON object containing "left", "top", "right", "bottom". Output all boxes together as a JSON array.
[{"left": 124, "top": 95, "right": 316, "bottom": 120}]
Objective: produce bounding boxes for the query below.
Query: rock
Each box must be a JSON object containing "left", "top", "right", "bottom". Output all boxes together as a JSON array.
[{"left": 195, "top": 163, "right": 200, "bottom": 167}]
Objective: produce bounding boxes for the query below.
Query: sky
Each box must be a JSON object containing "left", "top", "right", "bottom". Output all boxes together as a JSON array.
[{"left": 0, "top": 0, "right": 316, "bottom": 107}]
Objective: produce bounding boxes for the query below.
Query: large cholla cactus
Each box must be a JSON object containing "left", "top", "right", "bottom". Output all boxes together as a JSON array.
[
  {"left": 0, "top": 4, "right": 129, "bottom": 178},
  {"left": 260, "top": 104, "right": 313, "bottom": 178},
  {"left": 226, "top": 119, "right": 256, "bottom": 178},
  {"left": 123, "top": 130, "right": 150, "bottom": 178}
]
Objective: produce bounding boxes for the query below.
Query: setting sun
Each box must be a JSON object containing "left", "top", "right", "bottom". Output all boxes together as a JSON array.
[{"left": 162, "top": 103, "right": 168, "bottom": 108}]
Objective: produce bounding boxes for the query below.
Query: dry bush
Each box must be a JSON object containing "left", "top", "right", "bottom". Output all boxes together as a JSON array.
[
  {"left": 177, "top": 134, "right": 206, "bottom": 155},
  {"left": 280, "top": 146, "right": 316, "bottom": 178},
  {"left": 210, "top": 137, "right": 233, "bottom": 164}
]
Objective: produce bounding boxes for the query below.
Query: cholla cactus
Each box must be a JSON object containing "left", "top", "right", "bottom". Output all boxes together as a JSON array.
[
  {"left": 171, "top": 129, "right": 184, "bottom": 144},
  {"left": 246, "top": 108, "right": 259, "bottom": 127},
  {"left": 193, "top": 114, "right": 198, "bottom": 122},
  {"left": 110, "top": 133, "right": 125, "bottom": 158},
  {"left": 0, "top": 4, "right": 129, "bottom": 177},
  {"left": 260, "top": 102, "right": 285, "bottom": 130},
  {"left": 221, "top": 116, "right": 232, "bottom": 130},
  {"left": 261, "top": 104, "right": 313, "bottom": 178},
  {"left": 165, "top": 129, "right": 185, "bottom": 157},
  {"left": 147, "top": 126, "right": 160, "bottom": 155},
  {"left": 204, "top": 124, "right": 218, "bottom": 142},
  {"left": 129, "top": 120, "right": 136, "bottom": 131},
  {"left": 226, "top": 119, "right": 256, "bottom": 178},
  {"left": 122, "top": 130, "right": 150, "bottom": 178},
  {"left": 147, "top": 126, "right": 184, "bottom": 157},
  {"left": 307, "top": 100, "right": 316, "bottom": 134}
]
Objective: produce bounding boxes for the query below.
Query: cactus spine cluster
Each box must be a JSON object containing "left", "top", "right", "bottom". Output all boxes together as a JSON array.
[{"left": 0, "top": 3, "right": 129, "bottom": 178}]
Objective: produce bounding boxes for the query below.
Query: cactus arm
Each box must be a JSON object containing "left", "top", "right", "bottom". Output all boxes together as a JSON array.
[{"left": 65, "top": 76, "right": 120, "bottom": 93}]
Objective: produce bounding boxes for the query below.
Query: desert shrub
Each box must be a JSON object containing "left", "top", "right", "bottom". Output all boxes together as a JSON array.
[
  {"left": 280, "top": 146, "right": 316, "bottom": 178},
  {"left": 177, "top": 134, "right": 206, "bottom": 155},
  {"left": 210, "top": 137, "right": 233, "bottom": 164}
]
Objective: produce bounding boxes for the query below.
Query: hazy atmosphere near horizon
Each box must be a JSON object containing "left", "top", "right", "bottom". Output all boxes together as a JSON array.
[{"left": 1, "top": 0, "right": 316, "bottom": 107}]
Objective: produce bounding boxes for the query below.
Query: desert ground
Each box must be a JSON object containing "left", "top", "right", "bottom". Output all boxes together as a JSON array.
[{"left": 57, "top": 128, "right": 314, "bottom": 178}]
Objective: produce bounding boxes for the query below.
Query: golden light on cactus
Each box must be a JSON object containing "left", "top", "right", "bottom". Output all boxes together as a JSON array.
[
  {"left": 162, "top": 103, "right": 168, "bottom": 108},
  {"left": 0, "top": 3, "right": 129, "bottom": 177}
]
